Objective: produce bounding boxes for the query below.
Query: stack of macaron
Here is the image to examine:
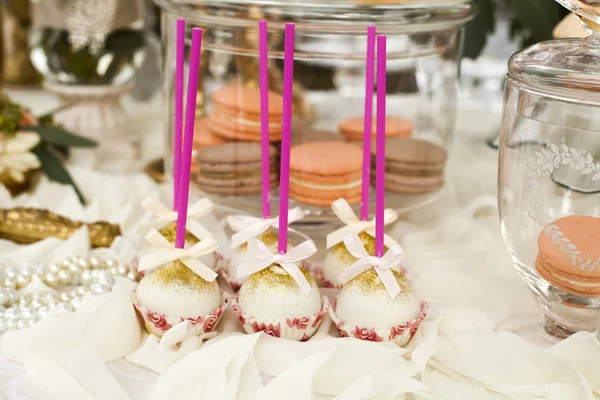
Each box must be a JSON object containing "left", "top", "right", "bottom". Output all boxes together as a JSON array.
[
  {"left": 289, "top": 141, "right": 363, "bottom": 207},
  {"left": 206, "top": 85, "right": 283, "bottom": 142},
  {"left": 195, "top": 142, "right": 279, "bottom": 195},
  {"left": 536, "top": 215, "right": 600, "bottom": 296},
  {"left": 191, "top": 117, "right": 226, "bottom": 176},
  {"left": 339, "top": 115, "right": 412, "bottom": 145},
  {"left": 373, "top": 137, "right": 447, "bottom": 194}
]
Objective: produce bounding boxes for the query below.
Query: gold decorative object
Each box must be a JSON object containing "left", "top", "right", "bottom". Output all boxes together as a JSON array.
[
  {"left": 0, "top": 207, "right": 121, "bottom": 248},
  {"left": 0, "top": 0, "right": 41, "bottom": 85}
]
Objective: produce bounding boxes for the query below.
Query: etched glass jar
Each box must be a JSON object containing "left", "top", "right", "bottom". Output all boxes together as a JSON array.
[{"left": 499, "top": 33, "right": 600, "bottom": 341}]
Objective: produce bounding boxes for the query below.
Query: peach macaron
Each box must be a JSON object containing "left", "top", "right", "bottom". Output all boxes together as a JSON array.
[
  {"left": 207, "top": 85, "right": 283, "bottom": 142},
  {"left": 339, "top": 115, "right": 412, "bottom": 143},
  {"left": 290, "top": 141, "right": 363, "bottom": 207},
  {"left": 536, "top": 215, "right": 600, "bottom": 296}
]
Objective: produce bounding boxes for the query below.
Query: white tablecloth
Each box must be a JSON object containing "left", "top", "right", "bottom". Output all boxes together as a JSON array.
[{"left": 0, "top": 90, "right": 598, "bottom": 400}]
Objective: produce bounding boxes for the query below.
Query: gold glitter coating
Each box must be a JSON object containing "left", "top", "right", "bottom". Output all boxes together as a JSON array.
[
  {"left": 159, "top": 222, "right": 199, "bottom": 245},
  {"left": 149, "top": 260, "right": 215, "bottom": 291},
  {"left": 239, "top": 229, "right": 279, "bottom": 251},
  {"left": 330, "top": 231, "right": 388, "bottom": 265},
  {"left": 0, "top": 207, "right": 120, "bottom": 248},
  {"left": 244, "top": 264, "right": 317, "bottom": 293},
  {"left": 346, "top": 269, "right": 414, "bottom": 299}
]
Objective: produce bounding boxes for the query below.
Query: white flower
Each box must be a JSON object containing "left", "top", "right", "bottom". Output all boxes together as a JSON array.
[{"left": 0, "top": 132, "right": 41, "bottom": 182}]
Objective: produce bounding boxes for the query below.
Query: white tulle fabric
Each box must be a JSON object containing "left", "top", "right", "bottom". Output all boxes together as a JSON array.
[{"left": 0, "top": 95, "right": 598, "bottom": 399}]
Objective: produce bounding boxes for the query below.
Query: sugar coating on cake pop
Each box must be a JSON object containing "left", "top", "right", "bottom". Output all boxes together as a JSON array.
[
  {"left": 336, "top": 269, "right": 420, "bottom": 335},
  {"left": 136, "top": 260, "right": 221, "bottom": 318},
  {"left": 159, "top": 222, "right": 216, "bottom": 269},
  {"left": 238, "top": 265, "right": 321, "bottom": 322},
  {"left": 323, "top": 232, "right": 391, "bottom": 287}
]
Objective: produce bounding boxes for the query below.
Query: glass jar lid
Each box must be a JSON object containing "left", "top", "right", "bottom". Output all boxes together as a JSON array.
[
  {"left": 508, "top": 36, "right": 600, "bottom": 105},
  {"left": 155, "top": 0, "right": 473, "bottom": 35}
]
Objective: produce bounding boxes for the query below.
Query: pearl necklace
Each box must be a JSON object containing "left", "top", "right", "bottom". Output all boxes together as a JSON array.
[{"left": 0, "top": 256, "right": 138, "bottom": 332}]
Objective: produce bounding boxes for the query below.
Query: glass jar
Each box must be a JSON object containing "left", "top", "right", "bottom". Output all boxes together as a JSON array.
[
  {"left": 499, "top": 34, "right": 600, "bottom": 341},
  {"left": 157, "top": 0, "right": 473, "bottom": 224}
]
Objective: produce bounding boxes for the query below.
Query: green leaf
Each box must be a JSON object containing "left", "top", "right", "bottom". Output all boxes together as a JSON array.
[
  {"left": 33, "top": 145, "right": 86, "bottom": 204},
  {"left": 462, "top": 0, "right": 496, "bottom": 60},
  {"left": 24, "top": 125, "right": 97, "bottom": 148}
]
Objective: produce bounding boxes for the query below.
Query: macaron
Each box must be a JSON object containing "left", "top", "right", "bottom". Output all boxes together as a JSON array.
[
  {"left": 290, "top": 141, "right": 363, "bottom": 207},
  {"left": 536, "top": 215, "right": 600, "bottom": 296},
  {"left": 207, "top": 85, "right": 283, "bottom": 142},
  {"left": 195, "top": 142, "right": 279, "bottom": 195},
  {"left": 339, "top": 115, "right": 412, "bottom": 142},
  {"left": 372, "top": 137, "right": 447, "bottom": 194},
  {"left": 193, "top": 117, "right": 227, "bottom": 150},
  {"left": 291, "top": 130, "right": 346, "bottom": 147}
]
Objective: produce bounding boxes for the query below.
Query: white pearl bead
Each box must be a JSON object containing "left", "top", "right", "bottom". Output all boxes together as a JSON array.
[
  {"left": 81, "top": 270, "right": 93, "bottom": 286},
  {"left": 0, "top": 320, "right": 6, "bottom": 332},
  {"left": 48, "top": 263, "right": 61, "bottom": 274},
  {"left": 16, "top": 320, "right": 27, "bottom": 329},
  {"left": 31, "top": 299, "right": 43, "bottom": 309},
  {"left": 70, "top": 297, "right": 82, "bottom": 310},
  {"left": 77, "top": 287, "right": 90, "bottom": 296},
  {"left": 16, "top": 274, "right": 31, "bottom": 288},
  {"left": 37, "top": 306, "right": 49, "bottom": 320},
  {"left": 110, "top": 267, "right": 119, "bottom": 276},
  {"left": 77, "top": 258, "right": 90, "bottom": 269},
  {"left": 6, "top": 318, "right": 17, "bottom": 330},
  {"left": 2, "top": 277, "right": 16, "bottom": 289},
  {"left": 20, "top": 307, "right": 35, "bottom": 320},
  {"left": 27, "top": 319, "right": 37, "bottom": 328},
  {"left": 7, "top": 288, "right": 16, "bottom": 302},
  {"left": 89, "top": 256, "right": 101, "bottom": 269},
  {"left": 0, "top": 306, "right": 5, "bottom": 317},
  {"left": 30, "top": 273, "right": 43, "bottom": 282},
  {"left": 105, "top": 259, "right": 117, "bottom": 269},
  {"left": 55, "top": 302, "right": 71, "bottom": 313},
  {"left": 59, "top": 292, "right": 71, "bottom": 302},
  {"left": 68, "top": 263, "right": 81, "bottom": 275},
  {"left": 90, "top": 283, "right": 110, "bottom": 294},
  {"left": 69, "top": 275, "right": 81, "bottom": 286},
  {"left": 57, "top": 270, "right": 71, "bottom": 285},
  {"left": 4, "top": 308, "right": 16, "bottom": 319},
  {"left": 3, "top": 267, "right": 16, "bottom": 279},
  {"left": 0, "top": 291, "right": 8, "bottom": 306},
  {"left": 43, "top": 293, "right": 56, "bottom": 304},
  {"left": 117, "top": 265, "right": 128, "bottom": 276},
  {"left": 17, "top": 303, "right": 28, "bottom": 311},
  {"left": 47, "top": 300, "right": 58, "bottom": 308},
  {"left": 44, "top": 273, "right": 58, "bottom": 286},
  {"left": 20, "top": 266, "right": 32, "bottom": 276}
]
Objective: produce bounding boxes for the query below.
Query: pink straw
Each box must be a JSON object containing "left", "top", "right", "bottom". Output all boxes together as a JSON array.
[
  {"left": 259, "top": 20, "right": 271, "bottom": 219},
  {"left": 361, "top": 26, "right": 376, "bottom": 221},
  {"left": 175, "top": 28, "right": 203, "bottom": 249},
  {"left": 375, "top": 35, "right": 386, "bottom": 258},
  {"left": 278, "top": 23, "right": 294, "bottom": 254},
  {"left": 173, "top": 18, "right": 185, "bottom": 211}
]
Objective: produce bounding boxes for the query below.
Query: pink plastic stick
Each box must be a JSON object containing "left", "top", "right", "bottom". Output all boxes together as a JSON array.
[
  {"left": 175, "top": 28, "right": 203, "bottom": 249},
  {"left": 278, "top": 23, "right": 294, "bottom": 254},
  {"left": 375, "top": 35, "right": 386, "bottom": 258},
  {"left": 174, "top": 18, "right": 185, "bottom": 211},
  {"left": 259, "top": 20, "right": 271, "bottom": 219},
  {"left": 361, "top": 26, "right": 376, "bottom": 221}
]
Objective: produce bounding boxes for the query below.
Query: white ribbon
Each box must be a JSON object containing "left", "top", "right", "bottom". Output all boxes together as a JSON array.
[
  {"left": 237, "top": 237, "right": 317, "bottom": 295},
  {"left": 139, "top": 229, "right": 218, "bottom": 283},
  {"left": 137, "top": 197, "right": 215, "bottom": 240},
  {"left": 338, "top": 233, "right": 405, "bottom": 299},
  {"left": 227, "top": 207, "right": 305, "bottom": 249},
  {"left": 326, "top": 198, "right": 399, "bottom": 249}
]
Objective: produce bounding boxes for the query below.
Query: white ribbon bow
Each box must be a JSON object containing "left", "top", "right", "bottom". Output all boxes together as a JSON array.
[
  {"left": 227, "top": 207, "right": 305, "bottom": 249},
  {"left": 338, "top": 233, "right": 404, "bottom": 299},
  {"left": 237, "top": 237, "right": 317, "bottom": 295},
  {"left": 139, "top": 229, "right": 218, "bottom": 282},
  {"left": 137, "top": 197, "right": 215, "bottom": 240},
  {"left": 326, "top": 198, "right": 399, "bottom": 249}
]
